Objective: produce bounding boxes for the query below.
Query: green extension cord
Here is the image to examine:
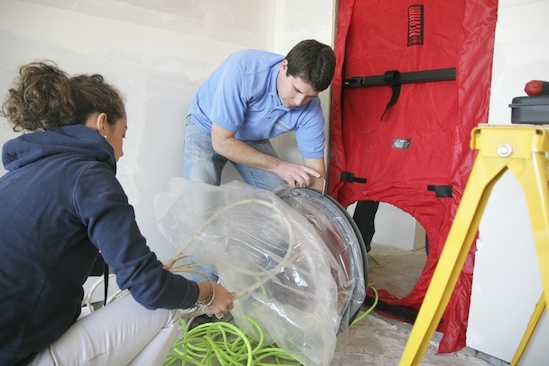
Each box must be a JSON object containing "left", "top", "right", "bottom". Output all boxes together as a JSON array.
[
  {"left": 165, "top": 286, "right": 380, "bottom": 365},
  {"left": 351, "top": 286, "right": 378, "bottom": 326},
  {"left": 164, "top": 315, "right": 301, "bottom": 366}
]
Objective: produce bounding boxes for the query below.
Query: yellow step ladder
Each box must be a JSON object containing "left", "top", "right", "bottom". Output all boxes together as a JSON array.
[{"left": 399, "top": 124, "right": 549, "bottom": 366}]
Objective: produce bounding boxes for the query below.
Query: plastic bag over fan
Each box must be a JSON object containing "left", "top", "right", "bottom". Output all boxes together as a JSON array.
[{"left": 154, "top": 179, "right": 366, "bottom": 366}]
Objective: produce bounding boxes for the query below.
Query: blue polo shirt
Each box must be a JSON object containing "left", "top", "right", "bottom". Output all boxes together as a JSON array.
[{"left": 187, "top": 49, "right": 325, "bottom": 159}]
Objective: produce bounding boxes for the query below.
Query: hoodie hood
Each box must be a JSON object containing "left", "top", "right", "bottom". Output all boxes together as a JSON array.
[{"left": 2, "top": 124, "right": 116, "bottom": 173}]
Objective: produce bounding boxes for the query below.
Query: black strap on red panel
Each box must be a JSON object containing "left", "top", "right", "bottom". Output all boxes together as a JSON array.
[
  {"left": 344, "top": 68, "right": 457, "bottom": 119},
  {"left": 340, "top": 171, "right": 368, "bottom": 184},
  {"left": 427, "top": 185, "right": 452, "bottom": 198}
]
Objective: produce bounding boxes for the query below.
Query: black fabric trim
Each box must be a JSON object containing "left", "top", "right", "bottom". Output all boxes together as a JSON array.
[
  {"left": 344, "top": 68, "right": 456, "bottom": 119},
  {"left": 344, "top": 68, "right": 456, "bottom": 88},
  {"left": 340, "top": 171, "right": 367, "bottom": 183},
  {"left": 364, "top": 295, "right": 419, "bottom": 324},
  {"left": 427, "top": 185, "right": 453, "bottom": 198},
  {"left": 364, "top": 295, "right": 444, "bottom": 327}
]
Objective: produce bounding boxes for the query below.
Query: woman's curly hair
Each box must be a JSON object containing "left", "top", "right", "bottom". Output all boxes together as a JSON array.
[{"left": 1, "top": 61, "right": 125, "bottom": 132}]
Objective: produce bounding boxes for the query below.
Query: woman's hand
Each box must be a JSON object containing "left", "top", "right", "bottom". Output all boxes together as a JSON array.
[{"left": 196, "top": 281, "right": 236, "bottom": 319}]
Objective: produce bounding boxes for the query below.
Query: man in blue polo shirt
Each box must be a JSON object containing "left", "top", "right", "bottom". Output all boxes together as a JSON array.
[{"left": 184, "top": 39, "right": 336, "bottom": 192}]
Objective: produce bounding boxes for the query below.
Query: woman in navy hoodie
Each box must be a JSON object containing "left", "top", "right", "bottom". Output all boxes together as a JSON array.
[{"left": 0, "top": 61, "right": 235, "bottom": 366}]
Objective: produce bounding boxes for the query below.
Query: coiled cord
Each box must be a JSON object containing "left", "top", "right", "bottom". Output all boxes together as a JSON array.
[
  {"left": 164, "top": 315, "right": 301, "bottom": 366},
  {"left": 164, "top": 286, "right": 380, "bottom": 365}
]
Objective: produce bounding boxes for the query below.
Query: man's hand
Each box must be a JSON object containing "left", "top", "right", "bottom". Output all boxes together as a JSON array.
[
  {"left": 211, "top": 122, "right": 327, "bottom": 190},
  {"left": 271, "top": 160, "right": 319, "bottom": 188}
]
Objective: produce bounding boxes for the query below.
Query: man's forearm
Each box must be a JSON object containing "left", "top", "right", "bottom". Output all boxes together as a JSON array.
[{"left": 213, "top": 137, "right": 281, "bottom": 172}]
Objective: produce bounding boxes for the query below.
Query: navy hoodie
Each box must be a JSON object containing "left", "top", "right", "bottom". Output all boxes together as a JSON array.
[{"left": 0, "top": 125, "right": 198, "bottom": 365}]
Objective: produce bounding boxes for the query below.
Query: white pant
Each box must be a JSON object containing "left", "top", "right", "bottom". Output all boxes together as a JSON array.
[{"left": 30, "top": 294, "right": 181, "bottom": 366}]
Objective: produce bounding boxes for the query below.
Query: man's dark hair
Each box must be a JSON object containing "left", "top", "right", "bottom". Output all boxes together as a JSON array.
[{"left": 285, "top": 39, "right": 336, "bottom": 92}]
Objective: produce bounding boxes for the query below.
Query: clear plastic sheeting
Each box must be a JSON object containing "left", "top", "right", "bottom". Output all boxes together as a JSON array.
[
  {"left": 154, "top": 179, "right": 365, "bottom": 366},
  {"left": 274, "top": 186, "right": 367, "bottom": 334}
]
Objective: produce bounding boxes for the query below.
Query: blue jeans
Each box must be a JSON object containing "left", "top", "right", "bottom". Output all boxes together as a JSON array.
[
  {"left": 183, "top": 118, "right": 285, "bottom": 191},
  {"left": 183, "top": 118, "right": 285, "bottom": 282}
]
